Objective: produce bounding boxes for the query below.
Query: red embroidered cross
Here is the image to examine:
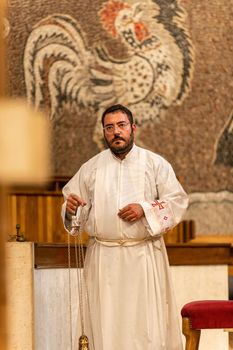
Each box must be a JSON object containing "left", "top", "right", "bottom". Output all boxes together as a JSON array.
[{"left": 152, "top": 200, "right": 165, "bottom": 210}]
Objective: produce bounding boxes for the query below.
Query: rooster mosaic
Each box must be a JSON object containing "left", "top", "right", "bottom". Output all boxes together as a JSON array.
[{"left": 24, "top": 0, "right": 194, "bottom": 147}]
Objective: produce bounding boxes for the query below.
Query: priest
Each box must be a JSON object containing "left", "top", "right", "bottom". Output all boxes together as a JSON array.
[{"left": 61, "top": 104, "right": 188, "bottom": 350}]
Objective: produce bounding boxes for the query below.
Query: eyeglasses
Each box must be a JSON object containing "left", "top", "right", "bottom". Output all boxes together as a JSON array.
[{"left": 103, "top": 122, "right": 130, "bottom": 134}]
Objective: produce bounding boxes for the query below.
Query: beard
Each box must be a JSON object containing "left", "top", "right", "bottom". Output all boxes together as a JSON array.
[{"left": 104, "top": 131, "right": 134, "bottom": 156}]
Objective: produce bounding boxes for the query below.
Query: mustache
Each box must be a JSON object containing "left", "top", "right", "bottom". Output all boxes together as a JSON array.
[{"left": 111, "top": 136, "right": 125, "bottom": 142}]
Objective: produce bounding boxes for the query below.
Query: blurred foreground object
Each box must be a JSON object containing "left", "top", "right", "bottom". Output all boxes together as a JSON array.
[
  {"left": 0, "top": 99, "right": 50, "bottom": 184},
  {"left": 0, "top": 98, "right": 50, "bottom": 350},
  {"left": 0, "top": 0, "right": 7, "bottom": 348},
  {"left": 0, "top": 2, "right": 50, "bottom": 348}
]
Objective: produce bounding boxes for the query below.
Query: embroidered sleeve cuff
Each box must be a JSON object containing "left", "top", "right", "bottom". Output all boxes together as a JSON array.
[
  {"left": 139, "top": 201, "right": 162, "bottom": 236},
  {"left": 139, "top": 200, "right": 174, "bottom": 236}
]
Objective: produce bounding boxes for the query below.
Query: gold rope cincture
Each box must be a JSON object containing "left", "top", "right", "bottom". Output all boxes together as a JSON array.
[{"left": 68, "top": 206, "right": 90, "bottom": 350}]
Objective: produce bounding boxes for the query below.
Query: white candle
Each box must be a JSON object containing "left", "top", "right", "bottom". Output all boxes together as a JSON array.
[{"left": 0, "top": 99, "right": 50, "bottom": 184}]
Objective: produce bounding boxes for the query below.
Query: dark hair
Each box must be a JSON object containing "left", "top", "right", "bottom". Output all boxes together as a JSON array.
[{"left": 101, "top": 104, "right": 134, "bottom": 126}]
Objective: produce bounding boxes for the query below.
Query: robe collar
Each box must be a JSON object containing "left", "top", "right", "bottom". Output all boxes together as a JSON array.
[{"left": 108, "top": 143, "right": 138, "bottom": 162}]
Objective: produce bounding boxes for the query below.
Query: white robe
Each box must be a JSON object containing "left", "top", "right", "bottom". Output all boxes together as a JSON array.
[{"left": 61, "top": 145, "right": 188, "bottom": 350}]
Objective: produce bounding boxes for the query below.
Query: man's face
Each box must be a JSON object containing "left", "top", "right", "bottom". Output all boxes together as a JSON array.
[{"left": 103, "top": 111, "right": 136, "bottom": 157}]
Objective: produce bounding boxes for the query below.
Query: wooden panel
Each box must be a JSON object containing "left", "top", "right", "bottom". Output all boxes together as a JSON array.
[
  {"left": 167, "top": 243, "right": 232, "bottom": 265},
  {"left": 7, "top": 192, "right": 68, "bottom": 243},
  {"left": 34, "top": 242, "right": 86, "bottom": 269},
  {"left": 164, "top": 219, "right": 196, "bottom": 243},
  {"left": 34, "top": 242, "right": 233, "bottom": 269}
]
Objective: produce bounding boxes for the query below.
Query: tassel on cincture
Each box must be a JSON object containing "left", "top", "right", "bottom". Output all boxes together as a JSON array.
[{"left": 79, "top": 335, "right": 89, "bottom": 350}]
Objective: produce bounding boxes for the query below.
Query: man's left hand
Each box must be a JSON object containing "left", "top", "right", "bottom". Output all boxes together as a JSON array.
[{"left": 118, "top": 203, "right": 144, "bottom": 222}]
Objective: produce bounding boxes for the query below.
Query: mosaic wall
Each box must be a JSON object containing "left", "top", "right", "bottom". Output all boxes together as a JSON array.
[{"left": 5, "top": 0, "right": 233, "bottom": 234}]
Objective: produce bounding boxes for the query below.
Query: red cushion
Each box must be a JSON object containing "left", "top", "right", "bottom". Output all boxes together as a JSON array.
[{"left": 181, "top": 300, "right": 233, "bottom": 329}]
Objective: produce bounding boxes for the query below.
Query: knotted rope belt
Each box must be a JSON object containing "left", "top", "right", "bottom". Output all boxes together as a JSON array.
[{"left": 91, "top": 234, "right": 162, "bottom": 247}]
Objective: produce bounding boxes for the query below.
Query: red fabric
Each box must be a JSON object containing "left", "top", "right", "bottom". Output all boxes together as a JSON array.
[{"left": 181, "top": 300, "right": 233, "bottom": 329}]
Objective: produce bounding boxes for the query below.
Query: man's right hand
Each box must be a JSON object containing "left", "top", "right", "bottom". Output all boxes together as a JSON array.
[{"left": 66, "top": 193, "right": 87, "bottom": 218}]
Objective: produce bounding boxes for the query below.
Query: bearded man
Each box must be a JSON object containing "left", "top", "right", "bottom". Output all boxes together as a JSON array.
[{"left": 61, "top": 104, "right": 188, "bottom": 350}]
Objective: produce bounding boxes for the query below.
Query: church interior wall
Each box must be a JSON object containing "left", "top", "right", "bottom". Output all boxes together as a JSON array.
[{"left": 4, "top": 0, "right": 233, "bottom": 240}]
